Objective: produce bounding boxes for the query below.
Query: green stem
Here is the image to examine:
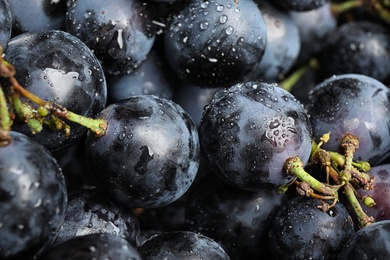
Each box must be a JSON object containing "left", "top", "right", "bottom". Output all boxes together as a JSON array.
[
  {"left": 0, "top": 85, "right": 11, "bottom": 146},
  {"left": 330, "top": 0, "right": 365, "bottom": 16},
  {"left": 343, "top": 183, "right": 374, "bottom": 228},
  {"left": 284, "top": 156, "right": 341, "bottom": 197},
  {"left": 65, "top": 110, "right": 108, "bottom": 137},
  {"left": 280, "top": 58, "right": 319, "bottom": 92}
]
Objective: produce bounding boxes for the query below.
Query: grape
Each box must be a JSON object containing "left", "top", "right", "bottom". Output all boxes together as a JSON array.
[
  {"left": 52, "top": 188, "right": 140, "bottom": 247},
  {"left": 304, "top": 73, "right": 390, "bottom": 166},
  {"left": 274, "top": 0, "right": 329, "bottom": 12},
  {"left": 246, "top": 1, "right": 301, "bottom": 82},
  {"left": 8, "top": 0, "right": 66, "bottom": 35},
  {"left": 38, "top": 233, "right": 142, "bottom": 260},
  {"left": 107, "top": 50, "right": 176, "bottom": 105},
  {"left": 339, "top": 220, "right": 390, "bottom": 259},
  {"left": 65, "top": 0, "right": 156, "bottom": 76},
  {"left": 0, "top": 131, "right": 67, "bottom": 259},
  {"left": 268, "top": 196, "right": 354, "bottom": 259},
  {"left": 3, "top": 30, "right": 107, "bottom": 151},
  {"left": 0, "top": 0, "right": 11, "bottom": 49},
  {"left": 85, "top": 95, "right": 200, "bottom": 208},
  {"left": 184, "top": 174, "right": 287, "bottom": 259},
  {"left": 199, "top": 80, "right": 312, "bottom": 190},
  {"left": 138, "top": 231, "right": 230, "bottom": 259},
  {"left": 163, "top": 0, "right": 267, "bottom": 87},
  {"left": 319, "top": 20, "right": 390, "bottom": 83}
]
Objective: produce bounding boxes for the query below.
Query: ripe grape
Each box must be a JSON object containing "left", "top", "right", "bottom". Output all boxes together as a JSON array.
[
  {"left": 268, "top": 196, "right": 354, "bottom": 259},
  {"left": 85, "top": 95, "right": 200, "bottom": 208},
  {"left": 164, "top": 0, "right": 267, "bottom": 87},
  {"left": 0, "top": 131, "right": 67, "bottom": 259},
  {"left": 319, "top": 20, "right": 390, "bottom": 83},
  {"left": 305, "top": 73, "right": 390, "bottom": 166},
  {"left": 138, "top": 231, "right": 230, "bottom": 259},
  {"left": 200, "top": 80, "right": 312, "bottom": 190},
  {"left": 339, "top": 220, "right": 390, "bottom": 259},
  {"left": 3, "top": 29, "right": 107, "bottom": 151},
  {"left": 38, "top": 233, "right": 142, "bottom": 260},
  {"left": 65, "top": 0, "right": 156, "bottom": 75},
  {"left": 0, "top": 0, "right": 11, "bottom": 49}
]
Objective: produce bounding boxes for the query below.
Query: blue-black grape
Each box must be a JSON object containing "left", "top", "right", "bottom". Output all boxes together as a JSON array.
[
  {"left": 164, "top": 0, "right": 267, "bottom": 87},
  {"left": 339, "top": 220, "right": 390, "bottom": 259},
  {"left": 138, "top": 231, "right": 230, "bottom": 259},
  {"left": 0, "top": 0, "right": 11, "bottom": 49},
  {"left": 268, "top": 196, "right": 354, "bottom": 260},
  {"left": 8, "top": 0, "right": 66, "bottom": 35},
  {"left": 38, "top": 233, "right": 142, "bottom": 260},
  {"left": 319, "top": 20, "right": 390, "bottom": 83},
  {"left": 85, "top": 95, "right": 200, "bottom": 208},
  {"left": 65, "top": 0, "right": 156, "bottom": 76},
  {"left": 246, "top": 0, "right": 301, "bottom": 82},
  {"left": 3, "top": 29, "right": 107, "bottom": 151},
  {"left": 184, "top": 174, "right": 287, "bottom": 259},
  {"left": 304, "top": 73, "right": 390, "bottom": 166},
  {"left": 52, "top": 188, "right": 140, "bottom": 247},
  {"left": 199, "top": 80, "right": 312, "bottom": 190},
  {"left": 0, "top": 131, "right": 67, "bottom": 259}
]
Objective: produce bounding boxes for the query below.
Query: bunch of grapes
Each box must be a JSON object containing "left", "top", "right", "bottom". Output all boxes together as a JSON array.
[{"left": 1, "top": 0, "right": 390, "bottom": 259}]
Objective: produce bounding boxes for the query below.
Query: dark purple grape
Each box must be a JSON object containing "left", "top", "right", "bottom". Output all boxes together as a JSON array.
[
  {"left": 8, "top": 0, "right": 66, "bottom": 35},
  {"left": 339, "top": 220, "right": 390, "bottom": 259},
  {"left": 52, "top": 188, "right": 140, "bottom": 247},
  {"left": 0, "top": 0, "right": 11, "bottom": 49},
  {"left": 246, "top": 1, "right": 301, "bottom": 82},
  {"left": 173, "top": 83, "right": 222, "bottom": 127},
  {"left": 304, "top": 73, "right": 390, "bottom": 166},
  {"left": 65, "top": 0, "right": 156, "bottom": 75},
  {"left": 3, "top": 30, "right": 107, "bottom": 151},
  {"left": 138, "top": 231, "right": 230, "bottom": 259},
  {"left": 184, "top": 174, "right": 287, "bottom": 259},
  {"left": 107, "top": 50, "right": 176, "bottom": 104},
  {"left": 0, "top": 131, "right": 67, "bottom": 259},
  {"left": 199, "top": 80, "right": 313, "bottom": 190},
  {"left": 85, "top": 95, "right": 200, "bottom": 208},
  {"left": 290, "top": 3, "right": 337, "bottom": 65},
  {"left": 319, "top": 20, "right": 390, "bottom": 83},
  {"left": 268, "top": 196, "right": 354, "bottom": 260},
  {"left": 164, "top": 0, "right": 267, "bottom": 87},
  {"left": 38, "top": 233, "right": 142, "bottom": 260},
  {"left": 274, "top": 0, "right": 329, "bottom": 11}
]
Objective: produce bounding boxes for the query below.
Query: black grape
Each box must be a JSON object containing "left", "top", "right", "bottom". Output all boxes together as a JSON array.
[
  {"left": 184, "top": 174, "right": 287, "bottom": 259},
  {"left": 38, "top": 233, "right": 142, "bottom": 260},
  {"left": 164, "top": 0, "right": 267, "bottom": 87},
  {"left": 138, "top": 231, "right": 230, "bottom": 259},
  {"left": 199, "top": 80, "right": 312, "bottom": 190},
  {"left": 52, "top": 188, "right": 140, "bottom": 247},
  {"left": 85, "top": 95, "right": 200, "bottom": 208},
  {"left": 268, "top": 196, "right": 354, "bottom": 260},
  {"left": 0, "top": 0, "right": 11, "bottom": 49},
  {"left": 304, "top": 73, "right": 390, "bottom": 166},
  {"left": 246, "top": 0, "right": 301, "bottom": 82},
  {"left": 8, "top": 0, "right": 66, "bottom": 35},
  {"left": 65, "top": 0, "right": 156, "bottom": 76},
  {"left": 339, "top": 220, "right": 390, "bottom": 259},
  {"left": 3, "top": 30, "right": 107, "bottom": 152},
  {"left": 107, "top": 50, "right": 176, "bottom": 105},
  {"left": 0, "top": 131, "right": 67, "bottom": 259},
  {"left": 319, "top": 20, "right": 390, "bottom": 84}
]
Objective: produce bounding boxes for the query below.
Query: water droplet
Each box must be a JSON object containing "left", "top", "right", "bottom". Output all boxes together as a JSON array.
[
  {"left": 225, "top": 26, "right": 234, "bottom": 35},
  {"left": 200, "top": 21, "right": 209, "bottom": 30},
  {"left": 216, "top": 5, "right": 224, "bottom": 12},
  {"left": 219, "top": 15, "right": 228, "bottom": 24}
]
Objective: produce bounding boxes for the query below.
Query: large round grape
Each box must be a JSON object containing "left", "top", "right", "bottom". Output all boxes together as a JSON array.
[
  {"left": 199, "top": 80, "right": 313, "bottom": 190},
  {"left": 305, "top": 73, "right": 390, "bottom": 166},
  {"left": 3, "top": 30, "right": 107, "bottom": 151},
  {"left": 164, "top": 0, "right": 267, "bottom": 87},
  {"left": 0, "top": 131, "right": 67, "bottom": 259},
  {"left": 0, "top": 0, "right": 11, "bottom": 49},
  {"left": 85, "top": 95, "right": 200, "bottom": 208}
]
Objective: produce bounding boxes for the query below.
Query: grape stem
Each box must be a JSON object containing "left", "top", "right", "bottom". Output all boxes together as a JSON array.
[{"left": 0, "top": 46, "right": 108, "bottom": 139}]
